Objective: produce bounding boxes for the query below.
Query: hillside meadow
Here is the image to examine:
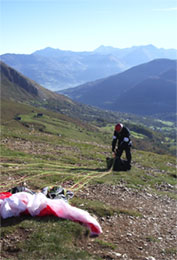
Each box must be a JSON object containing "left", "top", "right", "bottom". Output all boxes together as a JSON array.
[{"left": 0, "top": 101, "right": 177, "bottom": 260}]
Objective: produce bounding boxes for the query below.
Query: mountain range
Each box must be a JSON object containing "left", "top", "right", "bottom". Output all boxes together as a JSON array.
[
  {"left": 61, "top": 59, "right": 177, "bottom": 116},
  {"left": 1, "top": 45, "right": 177, "bottom": 91},
  {"left": 0, "top": 61, "right": 122, "bottom": 124},
  {"left": 1, "top": 61, "right": 176, "bottom": 155}
]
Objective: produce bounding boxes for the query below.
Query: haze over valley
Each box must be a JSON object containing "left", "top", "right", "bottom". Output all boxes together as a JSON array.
[{"left": 1, "top": 44, "right": 176, "bottom": 91}]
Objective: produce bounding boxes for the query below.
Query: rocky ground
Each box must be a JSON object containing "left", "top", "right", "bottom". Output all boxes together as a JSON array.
[
  {"left": 76, "top": 183, "right": 177, "bottom": 260},
  {"left": 0, "top": 136, "right": 177, "bottom": 259},
  {"left": 1, "top": 182, "right": 177, "bottom": 260}
]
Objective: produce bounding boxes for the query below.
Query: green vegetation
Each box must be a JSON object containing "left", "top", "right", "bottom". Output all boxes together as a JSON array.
[
  {"left": 95, "top": 239, "right": 117, "bottom": 250},
  {"left": 1, "top": 101, "right": 176, "bottom": 197},
  {"left": 163, "top": 247, "right": 177, "bottom": 256},
  {"left": 1, "top": 100, "right": 176, "bottom": 259},
  {"left": 2, "top": 217, "right": 94, "bottom": 260},
  {"left": 72, "top": 197, "right": 142, "bottom": 218}
]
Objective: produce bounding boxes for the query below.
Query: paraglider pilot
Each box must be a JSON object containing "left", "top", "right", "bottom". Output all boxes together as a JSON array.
[{"left": 112, "top": 123, "right": 132, "bottom": 166}]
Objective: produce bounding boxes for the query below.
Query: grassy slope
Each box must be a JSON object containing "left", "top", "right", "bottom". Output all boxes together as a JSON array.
[
  {"left": 1, "top": 61, "right": 176, "bottom": 155},
  {"left": 1, "top": 100, "right": 176, "bottom": 259}
]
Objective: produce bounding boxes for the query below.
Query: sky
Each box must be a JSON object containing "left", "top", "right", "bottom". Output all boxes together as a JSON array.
[{"left": 0, "top": 0, "right": 177, "bottom": 54}]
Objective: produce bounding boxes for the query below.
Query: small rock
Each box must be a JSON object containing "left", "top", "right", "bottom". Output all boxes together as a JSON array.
[
  {"left": 146, "top": 193, "right": 152, "bottom": 197},
  {"left": 145, "top": 257, "right": 156, "bottom": 260},
  {"left": 113, "top": 252, "right": 122, "bottom": 257}
]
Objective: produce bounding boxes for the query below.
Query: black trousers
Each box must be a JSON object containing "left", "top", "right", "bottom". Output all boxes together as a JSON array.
[{"left": 116, "top": 142, "right": 131, "bottom": 164}]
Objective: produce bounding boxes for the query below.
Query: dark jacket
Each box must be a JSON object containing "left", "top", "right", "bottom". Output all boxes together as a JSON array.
[{"left": 112, "top": 126, "right": 131, "bottom": 152}]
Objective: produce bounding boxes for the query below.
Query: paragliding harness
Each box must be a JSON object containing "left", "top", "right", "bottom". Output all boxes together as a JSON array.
[
  {"left": 41, "top": 186, "right": 74, "bottom": 202},
  {"left": 9, "top": 186, "right": 35, "bottom": 195},
  {"left": 9, "top": 186, "right": 74, "bottom": 202},
  {"left": 106, "top": 156, "right": 131, "bottom": 171}
]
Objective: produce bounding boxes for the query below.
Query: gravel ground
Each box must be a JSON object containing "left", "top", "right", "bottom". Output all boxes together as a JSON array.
[{"left": 76, "top": 183, "right": 177, "bottom": 260}]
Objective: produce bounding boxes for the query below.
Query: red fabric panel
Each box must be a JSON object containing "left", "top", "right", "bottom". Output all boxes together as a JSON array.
[{"left": 0, "top": 192, "right": 12, "bottom": 200}]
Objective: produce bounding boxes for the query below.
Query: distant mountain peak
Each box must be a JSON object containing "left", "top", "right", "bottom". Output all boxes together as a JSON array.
[
  {"left": 94, "top": 45, "right": 120, "bottom": 53},
  {"left": 33, "top": 47, "right": 63, "bottom": 56},
  {"left": 138, "top": 44, "right": 156, "bottom": 48},
  {"left": 1, "top": 45, "right": 177, "bottom": 91}
]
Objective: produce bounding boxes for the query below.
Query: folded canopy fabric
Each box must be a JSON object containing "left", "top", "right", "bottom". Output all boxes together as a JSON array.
[{"left": 0, "top": 192, "right": 102, "bottom": 236}]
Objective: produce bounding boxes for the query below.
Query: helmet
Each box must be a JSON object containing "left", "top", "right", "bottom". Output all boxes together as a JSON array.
[{"left": 115, "top": 123, "right": 123, "bottom": 132}]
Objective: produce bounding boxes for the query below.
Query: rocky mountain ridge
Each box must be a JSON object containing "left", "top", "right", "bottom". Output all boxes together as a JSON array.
[{"left": 1, "top": 45, "right": 176, "bottom": 91}]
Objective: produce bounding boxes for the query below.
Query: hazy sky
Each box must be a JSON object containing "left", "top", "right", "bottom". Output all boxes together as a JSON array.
[{"left": 0, "top": 0, "right": 177, "bottom": 54}]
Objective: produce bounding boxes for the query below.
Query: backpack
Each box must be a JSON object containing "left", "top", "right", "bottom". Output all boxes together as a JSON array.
[
  {"left": 106, "top": 157, "right": 131, "bottom": 171},
  {"left": 113, "top": 157, "right": 131, "bottom": 171}
]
